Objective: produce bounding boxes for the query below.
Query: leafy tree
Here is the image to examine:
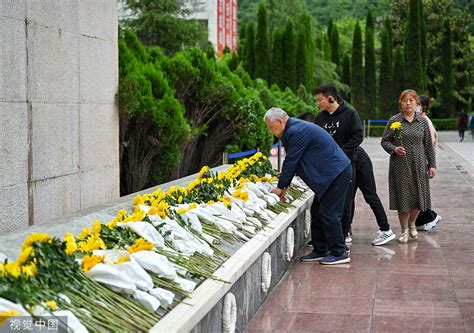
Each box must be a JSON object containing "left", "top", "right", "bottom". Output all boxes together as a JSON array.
[
  {"left": 121, "top": 0, "right": 208, "bottom": 54},
  {"left": 304, "top": 0, "right": 390, "bottom": 26},
  {"left": 301, "top": 14, "right": 315, "bottom": 91},
  {"left": 255, "top": 4, "right": 271, "bottom": 82},
  {"left": 438, "top": 18, "right": 455, "bottom": 116},
  {"left": 283, "top": 20, "right": 297, "bottom": 91},
  {"left": 351, "top": 22, "right": 365, "bottom": 117},
  {"left": 243, "top": 23, "right": 256, "bottom": 78},
  {"left": 118, "top": 30, "right": 189, "bottom": 194},
  {"left": 271, "top": 28, "right": 285, "bottom": 89},
  {"left": 364, "top": 10, "right": 376, "bottom": 118}
]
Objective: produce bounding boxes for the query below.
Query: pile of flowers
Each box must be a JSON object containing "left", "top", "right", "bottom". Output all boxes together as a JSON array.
[{"left": 0, "top": 152, "right": 307, "bottom": 331}]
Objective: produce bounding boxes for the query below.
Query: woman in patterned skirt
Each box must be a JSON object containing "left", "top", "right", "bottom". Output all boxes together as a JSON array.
[{"left": 381, "top": 90, "right": 436, "bottom": 243}]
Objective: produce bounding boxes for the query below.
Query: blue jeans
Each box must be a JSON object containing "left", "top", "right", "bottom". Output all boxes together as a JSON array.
[{"left": 310, "top": 164, "right": 352, "bottom": 256}]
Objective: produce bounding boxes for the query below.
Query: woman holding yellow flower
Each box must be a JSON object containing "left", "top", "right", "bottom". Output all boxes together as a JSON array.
[{"left": 381, "top": 89, "right": 436, "bottom": 243}]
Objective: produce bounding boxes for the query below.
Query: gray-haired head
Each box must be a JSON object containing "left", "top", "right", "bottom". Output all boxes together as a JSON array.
[{"left": 263, "top": 107, "right": 289, "bottom": 122}]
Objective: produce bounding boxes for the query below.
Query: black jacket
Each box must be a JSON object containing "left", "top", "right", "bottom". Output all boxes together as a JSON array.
[{"left": 314, "top": 99, "right": 363, "bottom": 162}]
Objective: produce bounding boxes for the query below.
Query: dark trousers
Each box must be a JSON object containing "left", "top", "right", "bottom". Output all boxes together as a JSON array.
[
  {"left": 352, "top": 157, "right": 390, "bottom": 231},
  {"left": 415, "top": 209, "right": 438, "bottom": 227},
  {"left": 458, "top": 126, "right": 466, "bottom": 140},
  {"left": 341, "top": 162, "right": 356, "bottom": 237},
  {"left": 310, "top": 164, "right": 352, "bottom": 256}
]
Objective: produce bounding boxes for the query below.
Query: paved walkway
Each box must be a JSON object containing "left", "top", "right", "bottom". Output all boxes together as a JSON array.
[{"left": 246, "top": 131, "right": 474, "bottom": 332}]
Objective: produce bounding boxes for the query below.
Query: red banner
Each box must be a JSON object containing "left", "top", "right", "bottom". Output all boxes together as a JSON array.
[{"left": 217, "top": 0, "right": 224, "bottom": 56}]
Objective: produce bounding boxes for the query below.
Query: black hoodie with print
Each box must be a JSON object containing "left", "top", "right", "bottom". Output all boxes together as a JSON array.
[{"left": 314, "top": 99, "right": 363, "bottom": 162}]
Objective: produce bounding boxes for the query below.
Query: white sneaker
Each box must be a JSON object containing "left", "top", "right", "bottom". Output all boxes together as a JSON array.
[
  {"left": 423, "top": 215, "right": 442, "bottom": 231},
  {"left": 345, "top": 235, "right": 352, "bottom": 244},
  {"left": 372, "top": 229, "right": 396, "bottom": 246}
]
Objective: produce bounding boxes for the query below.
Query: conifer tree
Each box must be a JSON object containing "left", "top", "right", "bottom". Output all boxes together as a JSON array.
[
  {"left": 392, "top": 45, "right": 405, "bottom": 101},
  {"left": 364, "top": 10, "right": 376, "bottom": 119},
  {"left": 379, "top": 27, "right": 393, "bottom": 119},
  {"left": 351, "top": 22, "right": 365, "bottom": 116},
  {"left": 238, "top": 23, "right": 246, "bottom": 62},
  {"left": 330, "top": 24, "right": 340, "bottom": 67},
  {"left": 243, "top": 23, "right": 256, "bottom": 78},
  {"left": 283, "top": 20, "right": 297, "bottom": 91},
  {"left": 271, "top": 28, "right": 285, "bottom": 89},
  {"left": 301, "top": 14, "right": 314, "bottom": 91},
  {"left": 383, "top": 16, "right": 393, "bottom": 60},
  {"left": 327, "top": 18, "right": 334, "bottom": 45},
  {"left": 296, "top": 29, "right": 309, "bottom": 89},
  {"left": 255, "top": 4, "right": 270, "bottom": 82},
  {"left": 341, "top": 53, "right": 351, "bottom": 101},
  {"left": 439, "top": 18, "right": 455, "bottom": 116},
  {"left": 405, "top": 0, "right": 424, "bottom": 91},
  {"left": 321, "top": 34, "right": 331, "bottom": 62},
  {"left": 419, "top": 0, "right": 427, "bottom": 73}
]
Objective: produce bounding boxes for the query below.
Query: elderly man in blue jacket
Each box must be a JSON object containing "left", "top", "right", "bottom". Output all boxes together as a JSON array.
[{"left": 264, "top": 107, "right": 352, "bottom": 265}]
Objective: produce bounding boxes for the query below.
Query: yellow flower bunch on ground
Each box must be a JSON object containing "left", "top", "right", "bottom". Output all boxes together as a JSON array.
[
  {"left": 77, "top": 234, "right": 106, "bottom": 253},
  {"left": 45, "top": 300, "right": 58, "bottom": 311},
  {"left": 0, "top": 309, "right": 20, "bottom": 325},
  {"left": 20, "top": 262, "right": 37, "bottom": 278},
  {"left": 63, "top": 232, "right": 77, "bottom": 255},
  {"left": 198, "top": 165, "right": 209, "bottom": 179},
  {"left": 21, "top": 233, "right": 50, "bottom": 250},
  {"left": 81, "top": 254, "right": 105, "bottom": 272},
  {"left": 0, "top": 261, "right": 21, "bottom": 278},
  {"left": 115, "top": 255, "right": 130, "bottom": 264},
  {"left": 128, "top": 238, "right": 154, "bottom": 254},
  {"left": 17, "top": 246, "right": 33, "bottom": 265},
  {"left": 232, "top": 189, "right": 249, "bottom": 202}
]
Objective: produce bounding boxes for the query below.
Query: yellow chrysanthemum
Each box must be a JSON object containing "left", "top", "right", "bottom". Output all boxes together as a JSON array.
[
  {"left": 92, "top": 220, "right": 102, "bottom": 235},
  {"left": 81, "top": 254, "right": 104, "bottom": 272},
  {"left": 0, "top": 309, "right": 20, "bottom": 324},
  {"left": 197, "top": 165, "right": 209, "bottom": 179},
  {"left": 77, "top": 234, "right": 106, "bottom": 253},
  {"left": 177, "top": 208, "right": 186, "bottom": 215},
  {"left": 128, "top": 238, "right": 154, "bottom": 254},
  {"left": 21, "top": 262, "right": 37, "bottom": 278},
  {"left": 22, "top": 233, "right": 50, "bottom": 250},
  {"left": 63, "top": 232, "right": 77, "bottom": 255},
  {"left": 17, "top": 246, "right": 33, "bottom": 265},
  {"left": 78, "top": 227, "right": 90, "bottom": 240},
  {"left": 132, "top": 194, "right": 143, "bottom": 206},
  {"left": 3, "top": 261, "right": 20, "bottom": 278},
  {"left": 115, "top": 255, "right": 130, "bottom": 264},
  {"left": 45, "top": 300, "right": 58, "bottom": 311},
  {"left": 189, "top": 203, "right": 197, "bottom": 210},
  {"left": 207, "top": 200, "right": 215, "bottom": 204},
  {"left": 390, "top": 121, "right": 402, "bottom": 131},
  {"left": 178, "top": 195, "right": 183, "bottom": 203}
]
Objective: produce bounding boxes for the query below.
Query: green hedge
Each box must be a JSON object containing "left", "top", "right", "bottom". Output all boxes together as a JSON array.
[
  {"left": 366, "top": 118, "right": 458, "bottom": 137},
  {"left": 431, "top": 118, "right": 457, "bottom": 130}
]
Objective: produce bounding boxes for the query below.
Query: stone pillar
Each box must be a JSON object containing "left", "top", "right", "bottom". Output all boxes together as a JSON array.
[{"left": 0, "top": 0, "right": 119, "bottom": 232}]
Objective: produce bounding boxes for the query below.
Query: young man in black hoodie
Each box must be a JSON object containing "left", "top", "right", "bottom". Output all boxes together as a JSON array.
[{"left": 313, "top": 84, "right": 363, "bottom": 243}]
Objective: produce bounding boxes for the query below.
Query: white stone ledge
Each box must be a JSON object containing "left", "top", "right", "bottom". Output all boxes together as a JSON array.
[{"left": 150, "top": 190, "right": 313, "bottom": 333}]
